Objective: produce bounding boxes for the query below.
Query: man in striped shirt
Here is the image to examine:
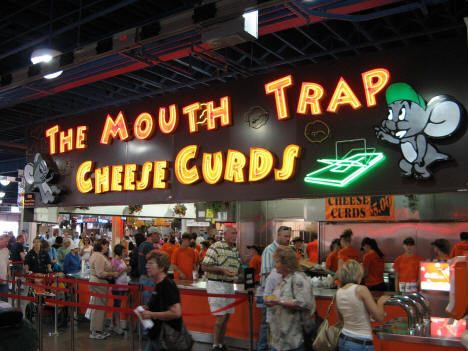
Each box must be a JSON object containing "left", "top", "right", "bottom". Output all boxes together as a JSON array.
[
  {"left": 202, "top": 226, "right": 241, "bottom": 351},
  {"left": 257, "top": 226, "right": 292, "bottom": 351}
]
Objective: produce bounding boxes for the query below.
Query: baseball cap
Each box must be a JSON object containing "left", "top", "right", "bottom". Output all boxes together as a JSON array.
[
  {"left": 147, "top": 226, "right": 160, "bottom": 235},
  {"left": 386, "top": 82, "right": 426, "bottom": 109},
  {"left": 291, "top": 237, "right": 304, "bottom": 243},
  {"left": 70, "top": 242, "right": 79, "bottom": 250},
  {"left": 247, "top": 245, "right": 263, "bottom": 254},
  {"left": 431, "top": 239, "right": 449, "bottom": 251}
]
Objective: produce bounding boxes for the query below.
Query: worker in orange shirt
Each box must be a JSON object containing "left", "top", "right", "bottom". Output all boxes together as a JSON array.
[
  {"left": 450, "top": 232, "right": 468, "bottom": 258},
  {"left": 431, "top": 239, "right": 450, "bottom": 261},
  {"left": 161, "top": 234, "right": 179, "bottom": 260},
  {"left": 361, "top": 237, "right": 386, "bottom": 291},
  {"left": 247, "top": 245, "right": 263, "bottom": 285},
  {"left": 393, "top": 237, "right": 423, "bottom": 293},
  {"left": 306, "top": 232, "right": 318, "bottom": 264},
  {"left": 337, "top": 229, "right": 360, "bottom": 274},
  {"left": 291, "top": 237, "right": 305, "bottom": 260},
  {"left": 171, "top": 233, "right": 198, "bottom": 280},
  {"left": 325, "top": 239, "right": 341, "bottom": 274}
]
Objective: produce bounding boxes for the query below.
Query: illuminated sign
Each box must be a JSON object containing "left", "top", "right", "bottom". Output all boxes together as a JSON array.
[
  {"left": 304, "top": 151, "right": 384, "bottom": 187},
  {"left": 76, "top": 144, "right": 300, "bottom": 192},
  {"left": 420, "top": 262, "right": 450, "bottom": 292},
  {"left": 264, "top": 68, "right": 390, "bottom": 119}
]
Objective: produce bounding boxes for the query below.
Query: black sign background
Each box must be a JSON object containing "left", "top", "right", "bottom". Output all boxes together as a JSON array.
[{"left": 29, "top": 39, "right": 468, "bottom": 207}]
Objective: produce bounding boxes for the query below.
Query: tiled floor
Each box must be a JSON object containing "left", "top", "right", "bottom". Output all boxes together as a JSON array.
[{"left": 38, "top": 318, "right": 248, "bottom": 351}]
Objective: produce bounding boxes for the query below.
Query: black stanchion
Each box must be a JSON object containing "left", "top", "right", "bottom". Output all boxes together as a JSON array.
[
  {"left": 138, "top": 284, "right": 143, "bottom": 351},
  {"left": 48, "top": 276, "right": 59, "bottom": 336},
  {"left": 37, "top": 294, "right": 44, "bottom": 351},
  {"left": 244, "top": 268, "right": 255, "bottom": 351},
  {"left": 248, "top": 290, "right": 254, "bottom": 351},
  {"left": 69, "top": 284, "right": 75, "bottom": 351},
  {"left": 16, "top": 278, "right": 22, "bottom": 309},
  {"left": 129, "top": 292, "right": 135, "bottom": 351},
  {"left": 11, "top": 271, "right": 16, "bottom": 307}
]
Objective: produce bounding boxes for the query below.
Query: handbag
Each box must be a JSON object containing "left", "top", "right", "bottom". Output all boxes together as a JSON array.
[
  {"left": 159, "top": 321, "right": 194, "bottom": 351},
  {"left": 158, "top": 279, "right": 194, "bottom": 351},
  {"left": 312, "top": 294, "right": 343, "bottom": 351}
]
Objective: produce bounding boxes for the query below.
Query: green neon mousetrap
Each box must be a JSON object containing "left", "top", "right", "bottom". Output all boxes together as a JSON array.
[{"left": 304, "top": 139, "right": 385, "bottom": 187}]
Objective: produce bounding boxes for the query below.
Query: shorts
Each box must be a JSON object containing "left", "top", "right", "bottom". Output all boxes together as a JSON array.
[
  {"left": 112, "top": 290, "right": 126, "bottom": 308},
  {"left": 11, "top": 263, "right": 23, "bottom": 275},
  {"left": 207, "top": 280, "right": 235, "bottom": 315}
]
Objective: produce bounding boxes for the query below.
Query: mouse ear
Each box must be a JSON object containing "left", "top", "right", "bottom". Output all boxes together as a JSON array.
[{"left": 424, "top": 95, "right": 461, "bottom": 138}]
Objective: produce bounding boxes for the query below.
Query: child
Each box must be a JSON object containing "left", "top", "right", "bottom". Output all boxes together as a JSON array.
[
  {"left": 393, "top": 237, "right": 423, "bottom": 293},
  {"left": 111, "top": 244, "right": 128, "bottom": 335}
]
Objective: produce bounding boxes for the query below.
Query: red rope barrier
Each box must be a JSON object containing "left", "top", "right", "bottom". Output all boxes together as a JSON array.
[
  {"left": 58, "top": 277, "right": 138, "bottom": 290},
  {"left": 75, "top": 290, "right": 129, "bottom": 300},
  {"left": 182, "top": 296, "right": 248, "bottom": 317},
  {"left": 21, "top": 280, "right": 69, "bottom": 292},
  {"left": 0, "top": 292, "right": 38, "bottom": 302}
]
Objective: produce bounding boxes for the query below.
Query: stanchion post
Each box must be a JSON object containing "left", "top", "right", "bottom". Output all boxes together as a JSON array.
[
  {"left": 129, "top": 292, "right": 135, "bottom": 351},
  {"left": 11, "top": 271, "right": 16, "bottom": 307},
  {"left": 248, "top": 290, "right": 254, "bottom": 351},
  {"left": 69, "top": 284, "right": 75, "bottom": 351},
  {"left": 48, "top": 275, "right": 59, "bottom": 336},
  {"left": 16, "top": 277, "right": 22, "bottom": 309},
  {"left": 138, "top": 284, "right": 143, "bottom": 351},
  {"left": 37, "top": 294, "right": 44, "bottom": 351}
]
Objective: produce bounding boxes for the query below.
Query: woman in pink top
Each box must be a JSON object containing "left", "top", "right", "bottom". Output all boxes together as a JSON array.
[{"left": 111, "top": 244, "right": 129, "bottom": 335}]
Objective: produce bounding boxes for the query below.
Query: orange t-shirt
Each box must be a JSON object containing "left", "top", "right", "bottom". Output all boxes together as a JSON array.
[
  {"left": 199, "top": 248, "right": 207, "bottom": 262},
  {"left": 326, "top": 251, "right": 338, "bottom": 273},
  {"left": 306, "top": 241, "right": 318, "bottom": 263},
  {"left": 450, "top": 242, "right": 468, "bottom": 258},
  {"left": 393, "top": 254, "right": 423, "bottom": 282},
  {"left": 338, "top": 247, "right": 360, "bottom": 262},
  {"left": 161, "top": 242, "right": 178, "bottom": 260},
  {"left": 171, "top": 246, "right": 197, "bottom": 280},
  {"left": 249, "top": 254, "right": 262, "bottom": 283},
  {"left": 363, "top": 250, "right": 384, "bottom": 287}
]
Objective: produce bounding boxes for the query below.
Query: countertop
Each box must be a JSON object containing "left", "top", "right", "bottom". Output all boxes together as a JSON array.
[{"left": 374, "top": 317, "right": 466, "bottom": 348}]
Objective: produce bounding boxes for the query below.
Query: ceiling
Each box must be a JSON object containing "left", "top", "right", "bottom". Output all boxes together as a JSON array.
[{"left": 0, "top": 0, "right": 466, "bottom": 205}]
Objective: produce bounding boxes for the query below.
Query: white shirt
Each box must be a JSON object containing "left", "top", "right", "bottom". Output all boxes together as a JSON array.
[
  {"left": 0, "top": 247, "right": 10, "bottom": 281},
  {"left": 263, "top": 268, "right": 282, "bottom": 323}
]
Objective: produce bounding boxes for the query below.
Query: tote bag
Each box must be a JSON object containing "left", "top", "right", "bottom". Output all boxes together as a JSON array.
[{"left": 312, "top": 294, "right": 343, "bottom": 351}]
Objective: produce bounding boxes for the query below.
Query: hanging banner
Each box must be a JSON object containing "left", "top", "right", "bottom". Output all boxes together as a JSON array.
[{"left": 325, "top": 195, "right": 394, "bottom": 221}]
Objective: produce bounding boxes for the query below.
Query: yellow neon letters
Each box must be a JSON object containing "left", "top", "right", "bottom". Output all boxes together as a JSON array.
[{"left": 174, "top": 145, "right": 200, "bottom": 184}]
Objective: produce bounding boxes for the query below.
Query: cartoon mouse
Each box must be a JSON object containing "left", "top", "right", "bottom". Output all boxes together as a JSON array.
[
  {"left": 24, "top": 153, "right": 61, "bottom": 204},
  {"left": 374, "top": 83, "right": 462, "bottom": 179}
]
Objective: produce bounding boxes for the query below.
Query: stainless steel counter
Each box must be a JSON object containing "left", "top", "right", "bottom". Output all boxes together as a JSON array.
[{"left": 374, "top": 317, "right": 466, "bottom": 348}]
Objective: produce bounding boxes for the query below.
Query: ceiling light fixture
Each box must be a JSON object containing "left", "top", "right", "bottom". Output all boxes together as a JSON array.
[
  {"left": 0, "top": 192, "right": 5, "bottom": 198},
  {"left": 0, "top": 179, "right": 10, "bottom": 186},
  {"left": 30, "top": 48, "right": 63, "bottom": 79}
]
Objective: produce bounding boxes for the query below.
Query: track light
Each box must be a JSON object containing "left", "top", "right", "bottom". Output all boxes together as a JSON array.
[{"left": 30, "top": 48, "right": 63, "bottom": 79}]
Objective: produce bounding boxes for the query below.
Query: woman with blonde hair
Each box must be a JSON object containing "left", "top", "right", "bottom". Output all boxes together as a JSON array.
[
  {"left": 336, "top": 260, "right": 389, "bottom": 351},
  {"left": 264, "top": 246, "right": 315, "bottom": 351}
]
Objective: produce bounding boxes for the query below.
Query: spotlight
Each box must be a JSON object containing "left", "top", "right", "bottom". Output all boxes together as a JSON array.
[{"left": 30, "top": 48, "right": 63, "bottom": 79}]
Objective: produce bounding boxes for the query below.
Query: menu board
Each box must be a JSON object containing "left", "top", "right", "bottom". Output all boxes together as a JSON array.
[
  {"left": 325, "top": 195, "right": 394, "bottom": 221},
  {"left": 420, "top": 262, "right": 450, "bottom": 292}
]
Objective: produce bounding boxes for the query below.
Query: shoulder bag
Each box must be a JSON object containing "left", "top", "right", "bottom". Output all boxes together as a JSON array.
[
  {"left": 158, "top": 280, "right": 194, "bottom": 351},
  {"left": 312, "top": 294, "right": 343, "bottom": 351}
]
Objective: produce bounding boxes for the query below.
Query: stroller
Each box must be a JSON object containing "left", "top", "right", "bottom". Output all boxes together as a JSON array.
[{"left": 24, "top": 272, "right": 68, "bottom": 328}]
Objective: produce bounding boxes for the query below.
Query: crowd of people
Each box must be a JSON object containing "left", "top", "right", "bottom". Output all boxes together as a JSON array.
[{"left": 1, "top": 226, "right": 467, "bottom": 351}]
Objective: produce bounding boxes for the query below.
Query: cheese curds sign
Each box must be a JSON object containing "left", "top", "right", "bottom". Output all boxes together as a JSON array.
[{"left": 43, "top": 67, "right": 388, "bottom": 195}]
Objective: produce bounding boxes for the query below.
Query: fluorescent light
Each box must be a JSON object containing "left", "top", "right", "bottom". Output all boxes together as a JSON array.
[
  {"left": 30, "top": 48, "right": 63, "bottom": 79},
  {"left": 243, "top": 10, "right": 258, "bottom": 39},
  {"left": 11, "top": 206, "right": 20, "bottom": 213},
  {"left": 0, "top": 179, "right": 10, "bottom": 186},
  {"left": 0, "top": 192, "right": 5, "bottom": 198}
]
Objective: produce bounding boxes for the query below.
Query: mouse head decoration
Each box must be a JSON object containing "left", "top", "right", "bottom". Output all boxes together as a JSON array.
[
  {"left": 24, "top": 153, "right": 61, "bottom": 204},
  {"left": 374, "top": 83, "right": 463, "bottom": 180}
]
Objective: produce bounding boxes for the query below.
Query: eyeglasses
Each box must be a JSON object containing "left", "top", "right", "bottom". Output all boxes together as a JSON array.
[{"left": 278, "top": 226, "right": 291, "bottom": 232}]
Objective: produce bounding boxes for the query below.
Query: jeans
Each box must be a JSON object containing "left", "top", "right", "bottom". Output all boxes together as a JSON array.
[
  {"left": 139, "top": 275, "right": 155, "bottom": 306},
  {"left": 338, "top": 335, "right": 374, "bottom": 351},
  {"left": 271, "top": 344, "right": 304, "bottom": 351},
  {"left": 0, "top": 283, "right": 8, "bottom": 302},
  {"left": 258, "top": 305, "right": 269, "bottom": 351},
  {"left": 144, "top": 338, "right": 161, "bottom": 351}
]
